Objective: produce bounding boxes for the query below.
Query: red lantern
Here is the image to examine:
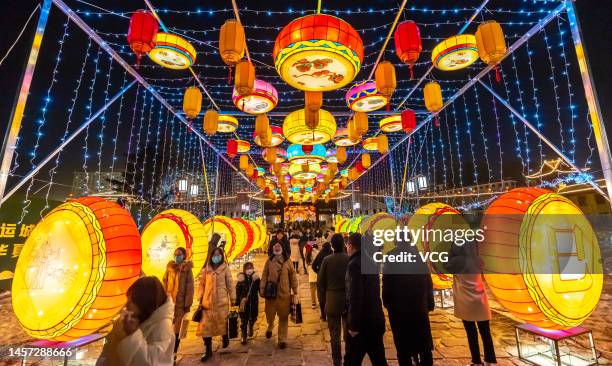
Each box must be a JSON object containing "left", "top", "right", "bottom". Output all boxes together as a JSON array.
[
  {"left": 302, "top": 144, "right": 314, "bottom": 154},
  {"left": 356, "top": 161, "right": 365, "bottom": 173},
  {"left": 401, "top": 109, "right": 416, "bottom": 133},
  {"left": 127, "top": 10, "right": 159, "bottom": 64},
  {"left": 394, "top": 20, "right": 421, "bottom": 79},
  {"left": 227, "top": 139, "right": 238, "bottom": 158},
  {"left": 252, "top": 170, "right": 259, "bottom": 179},
  {"left": 264, "top": 187, "right": 271, "bottom": 194}
]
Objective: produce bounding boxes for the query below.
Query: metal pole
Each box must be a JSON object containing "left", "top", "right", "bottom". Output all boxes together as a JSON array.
[
  {"left": 388, "top": 148, "right": 396, "bottom": 212},
  {"left": 0, "top": 80, "right": 136, "bottom": 206},
  {"left": 478, "top": 80, "right": 608, "bottom": 200},
  {"left": 0, "top": 0, "right": 51, "bottom": 202},
  {"left": 367, "top": 0, "right": 408, "bottom": 80},
  {"left": 565, "top": 0, "right": 612, "bottom": 206}
]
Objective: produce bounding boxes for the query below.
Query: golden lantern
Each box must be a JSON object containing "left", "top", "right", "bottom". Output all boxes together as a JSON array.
[
  {"left": 273, "top": 162, "right": 282, "bottom": 175},
  {"left": 183, "top": 86, "right": 202, "bottom": 119},
  {"left": 283, "top": 108, "right": 337, "bottom": 145},
  {"left": 217, "top": 115, "right": 239, "bottom": 133},
  {"left": 12, "top": 197, "right": 141, "bottom": 341},
  {"left": 341, "top": 176, "right": 349, "bottom": 187},
  {"left": 475, "top": 21, "right": 506, "bottom": 65},
  {"left": 233, "top": 217, "right": 256, "bottom": 259},
  {"left": 239, "top": 154, "right": 249, "bottom": 170},
  {"left": 431, "top": 34, "right": 478, "bottom": 71},
  {"left": 149, "top": 33, "right": 196, "bottom": 70},
  {"left": 219, "top": 19, "right": 245, "bottom": 66},
  {"left": 265, "top": 147, "right": 277, "bottom": 163},
  {"left": 234, "top": 60, "right": 255, "bottom": 96},
  {"left": 305, "top": 109, "right": 320, "bottom": 129},
  {"left": 424, "top": 81, "right": 443, "bottom": 113},
  {"left": 328, "top": 162, "right": 338, "bottom": 175},
  {"left": 362, "top": 153, "right": 371, "bottom": 168},
  {"left": 203, "top": 109, "right": 219, "bottom": 136},
  {"left": 337, "top": 147, "right": 347, "bottom": 164},
  {"left": 245, "top": 164, "right": 254, "bottom": 177},
  {"left": 347, "top": 119, "right": 360, "bottom": 143},
  {"left": 305, "top": 91, "right": 323, "bottom": 113},
  {"left": 353, "top": 112, "right": 368, "bottom": 136},
  {"left": 256, "top": 177, "right": 266, "bottom": 189},
  {"left": 348, "top": 167, "right": 359, "bottom": 180},
  {"left": 362, "top": 137, "right": 379, "bottom": 151},
  {"left": 378, "top": 134, "right": 389, "bottom": 154},
  {"left": 255, "top": 114, "right": 270, "bottom": 137},
  {"left": 375, "top": 61, "right": 397, "bottom": 96},
  {"left": 379, "top": 115, "right": 402, "bottom": 133},
  {"left": 236, "top": 139, "right": 251, "bottom": 153}
]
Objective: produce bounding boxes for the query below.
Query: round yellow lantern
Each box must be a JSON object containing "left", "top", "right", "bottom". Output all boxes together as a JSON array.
[
  {"left": 183, "top": 86, "right": 202, "bottom": 119},
  {"left": 217, "top": 115, "right": 239, "bottom": 133},
  {"left": 362, "top": 137, "right": 379, "bottom": 151},
  {"left": 203, "top": 109, "right": 219, "bottom": 136},
  {"left": 289, "top": 162, "right": 322, "bottom": 180},
  {"left": 219, "top": 19, "right": 245, "bottom": 66},
  {"left": 149, "top": 33, "right": 196, "bottom": 70},
  {"left": 283, "top": 108, "right": 337, "bottom": 145},
  {"left": 141, "top": 209, "right": 208, "bottom": 280},
  {"left": 431, "top": 34, "right": 479, "bottom": 71},
  {"left": 481, "top": 187, "right": 603, "bottom": 329},
  {"left": 202, "top": 216, "right": 240, "bottom": 262},
  {"left": 379, "top": 115, "right": 402, "bottom": 133},
  {"left": 236, "top": 139, "right": 251, "bottom": 153},
  {"left": 359, "top": 212, "right": 397, "bottom": 254},
  {"left": 12, "top": 197, "right": 141, "bottom": 341}
]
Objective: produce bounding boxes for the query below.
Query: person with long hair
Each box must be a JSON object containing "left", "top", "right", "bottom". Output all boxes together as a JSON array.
[
  {"left": 235, "top": 261, "right": 261, "bottom": 345},
  {"left": 260, "top": 241, "right": 298, "bottom": 349},
  {"left": 304, "top": 238, "right": 320, "bottom": 308},
  {"left": 196, "top": 247, "right": 236, "bottom": 362},
  {"left": 96, "top": 277, "right": 175, "bottom": 366}
]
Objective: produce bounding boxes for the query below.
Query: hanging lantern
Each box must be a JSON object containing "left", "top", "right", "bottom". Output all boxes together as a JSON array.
[
  {"left": 287, "top": 144, "right": 326, "bottom": 164},
  {"left": 305, "top": 91, "right": 323, "bottom": 113},
  {"left": 401, "top": 108, "right": 417, "bottom": 133},
  {"left": 302, "top": 145, "right": 314, "bottom": 155},
  {"left": 239, "top": 154, "right": 249, "bottom": 170},
  {"left": 378, "top": 134, "right": 389, "bottom": 154},
  {"left": 203, "top": 109, "right": 219, "bottom": 136},
  {"left": 394, "top": 20, "right": 421, "bottom": 78},
  {"left": 347, "top": 119, "right": 360, "bottom": 143},
  {"left": 127, "top": 10, "right": 159, "bottom": 63},
  {"left": 273, "top": 162, "right": 282, "bottom": 175},
  {"left": 355, "top": 161, "right": 365, "bottom": 173},
  {"left": 227, "top": 139, "right": 238, "bottom": 158},
  {"left": 149, "top": 33, "right": 196, "bottom": 70},
  {"left": 12, "top": 197, "right": 141, "bottom": 341},
  {"left": 245, "top": 164, "right": 254, "bottom": 178},
  {"left": 273, "top": 14, "right": 364, "bottom": 91},
  {"left": 337, "top": 147, "right": 347, "bottom": 164},
  {"left": 256, "top": 177, "right": 266, "bottom": 189},
  {"left": 255, "top": 114, "right": 270, "bottom": 137},
  {"left": 424, "top": 82, "right": 443, "bottom": 127},
  {"left": 265, "top": 147, "right": 277, "bottom": 163},
  {"left": 328, "top": 162, "right": 338, "bottom": 175},
  {"left": 326, "top": 149, "right": 338, "bottom": 163},
  {"left": 361, "top": 153, "right": 371, "bottom": 168},
  {"left": 348, "top": 167, "right": 359, "bottom": 180},
  {"left": 232, "top": 79, "right": 278, "bottom": 114},
  {"left": 475, "top": 20, "right": 507, "bottom": 82},
  {"left": 183, "top": 86, "right": 202, "bottom": 119},
  {"left": 263, "top": 148, "right": 287, "bottom": 163},
  {"left": 431, "top": 34, "right": 478, "bottom": 71},
  {"left": 345, "top": 80, "right": 389, "bottom": 113},
  {"left": 236, "top": 139, "right": 251, "bottom": 153},
  {"left": 283, "top": 109, "right": 337, "bottom": 145},
  {"left": 332, "top": 127, "right": 359, "bottom": 146},
  {"left": 379, "top": 115, "right": 402, "bottom": 133},
  {"left": 375, "top": 61, "right": 397, "bottom": 96},
  {"left": 253, "top": 125, "right": 284, "bottom": 147},
  {"left": 288, "top": 162, "right": 322, "bottom": 180},
  {"left": 305, "top": 109, "right": 320, "bottom": 129},
  {"left": 481, "top": 188, "right": 603, "bottom": 330},
  {"left": 217, "top": 115, "right": 239, "bottom": 133},
  {"left": 234, "top": 60, "right": 255, "bottom": 96},
  {"left": 353, "top": 112, "right": 368, "bottom": 136},
  {"left": 362, "top": 137, "right": 378, "bottom": 151},
  {"left": 219, "top": 19, "right": 245, "bottom": 66}
]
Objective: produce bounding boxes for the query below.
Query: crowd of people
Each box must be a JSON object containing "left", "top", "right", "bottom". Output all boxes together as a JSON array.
[{"left": 95, "top": 221, "right": 497, "bottom": 366}]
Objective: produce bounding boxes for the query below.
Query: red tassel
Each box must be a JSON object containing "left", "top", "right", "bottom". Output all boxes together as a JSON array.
[
  {"left": 409, "top": 64, "right": 414, "bottom": 80},
  {"left": 227, "top": 66, "right": 233, "bottom": 84},
  {"left": 434, "top": 115, "right": 440, "bottom": 127},
  {"left": 188, "top": 120, "right": 193, "bottom": 133},
  {"left": 495, "top": 65, "right": 501, "bottom": 83},
  {"left": 386, "top": 102, "right": 391, "bottom": 112}
]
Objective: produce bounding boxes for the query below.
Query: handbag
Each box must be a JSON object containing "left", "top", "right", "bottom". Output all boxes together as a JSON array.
[
  {"left": 227, "top": 311, "right": 239, "bottom": 339},
  {"left": 192, "top": 302, "right": 204, "bottom": 323},
  {"left": 290, "top": 298, "right": 303, "bottom": 324},
  {"left": 264, "top": 281, "right": 278, "bottom": 299}
]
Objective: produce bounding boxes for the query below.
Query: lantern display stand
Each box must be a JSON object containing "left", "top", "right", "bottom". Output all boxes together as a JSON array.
[
  {"left": 433, "top": 288, "right": 453, "bottom": 309},
  {"left": 514, "top": 324, "right": 598, "bottom": 366},
  {"left": 18, "top": 333, "right": 106, "bottom": 366}
]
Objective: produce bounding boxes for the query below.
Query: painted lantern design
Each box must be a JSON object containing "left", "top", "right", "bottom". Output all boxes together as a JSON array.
[
  {"left": 431, "top": 34, "right": 479, "bottom": 71},
  {"left": 232, "top": 79, "right": 278, "bottom": 115},
  {"left": 217, "top": 115, "right": 239, "bottom": 133},
  {"left": 262, "top": 147, "right": 287, "bottom": 163},
  {"left": 283, "top": 108, "right": 337, "bottom": 145},
  {"left": 287, "top": 144, "right": 326, "bottom": 164},
  {"left": 379, "top": 115, "right": 403, "bottom": 133},
  {"left": 288, "top": 162, "right": 322, "bottom": 180},
  {"left": 253, "top": 125, "right": 284, "bottom": 147},
  {"left": 346, "top": 80, "right": 389, "bottom": 112},
  {"left": 332, "top": 127, "right": 359, "bottom": 146},
  {"left": 149, "top": 33, "right": 197, "bottom": 70}
]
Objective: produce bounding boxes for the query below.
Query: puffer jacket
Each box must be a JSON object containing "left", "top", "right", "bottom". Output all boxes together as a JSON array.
[
  {"left": 162, "top": 260, "right": 194, "bottom": 333},
  {"left": 196, "top": 263, "right": 236, "bottom": 337}
]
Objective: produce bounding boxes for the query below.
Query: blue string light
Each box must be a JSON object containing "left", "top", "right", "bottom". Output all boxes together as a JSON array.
[
  {"left": 109, "top": 70, "right": 128, "bottom": 176},
  {"left": 95, "top": 55, "right": 114, "bottom": 192}
]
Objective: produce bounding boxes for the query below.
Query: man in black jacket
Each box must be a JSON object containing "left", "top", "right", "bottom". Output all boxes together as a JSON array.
[{"left": 344, "top": 232, "right": 388, "bottom": 366}]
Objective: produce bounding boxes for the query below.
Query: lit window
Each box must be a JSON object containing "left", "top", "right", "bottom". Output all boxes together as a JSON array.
[
  {"left": 189, "top": 184, "right": 199, "bottom": 196},
  {"left": 178, "top": 179, "right": 188, "bottom": 192},
  {"left": 417, "top": 176, "right": 428, "bottom": 190}
]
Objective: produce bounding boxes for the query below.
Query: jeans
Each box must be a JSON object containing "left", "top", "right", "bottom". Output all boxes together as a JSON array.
[
  {"left": 345, "top": 331, "right": 388, "bottom": 366},
  {"left": 327, "top": 313, "right": 347, "bottom": 366},
  {"left": 462, "top": 320, "right": 497, "bottom": 364}
]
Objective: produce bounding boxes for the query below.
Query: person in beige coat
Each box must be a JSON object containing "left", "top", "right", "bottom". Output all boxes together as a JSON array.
[
  {"left": 259, "top": 241, "right": 298, "bottom": 349},
  {"left": 196, "top": 247, "right": 236, "bottom": 362}
]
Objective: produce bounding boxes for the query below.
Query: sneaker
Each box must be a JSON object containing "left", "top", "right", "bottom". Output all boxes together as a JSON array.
[
  {"left": 278, "top": 342, "right": 287, "bottom": 349},
  {"left": 241, "top": 335, "right": 247, "bottom": 345},
  {"left": 265, "top": 330, "right": 272, "bottom": 339},
  {"left": 200, "top": 352, "right": 212, "bottom": 362}
]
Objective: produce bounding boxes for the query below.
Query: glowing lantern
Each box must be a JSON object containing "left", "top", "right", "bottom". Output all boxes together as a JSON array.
[
  {"left": 253, "top": 125, "right": 284, "bottom": 147},
  {"left": 233, "top": 218, "right": 255, "bottom": 259},
  {"left": 401, "top": 108, "right": 417, "bottom": 133},
  {"left": 183, "top": 87, "right": 202, "bottom": 119},
  {"left": 481, "top": 187, "right": 603, "bottom": 329},
  {"left": 202, "top": 216, "right": 240, "bottom": 262},
  {"left": 217, "top": 115, "right": 239, "bottom": 133},
  {"left": 289, "top": 162, "right": 322, "bottom": 180},
  {"left": 394, "top": 20, "right": 421, "bottom": 78},
  {"left": 239, "top": 154, "right": 249, "bottom": 170},
  {"left": 348, "top": 167, "right": 359, "bottom": 181},
  {"left": 379, "top": 115, "right": 402, "bottom": 133},
  {"left": 255, "top": 114, "right": 270, "bottom": 137},
  {"left": 263, "top": 148, "right": 286, "bottom": 163},
  {"left": 283, "top": 109, "right": 337, "bottom": 145},
  {"left": 355, "top": 161, "right": 365, "bottom": 173},
  {"left": 431, "top": 34, "right": 478, "bottom": 71},
  {"left": 234, "top": 60, "right": 255, "bottom": 97},
  {"left": 12, "top": 197, "right": 141, "bottom": 341},
  {"left": 337, "top": 147, "right": 347, "bottom": 164},
  {"left": 408, "top": 203, "right": 464, "bottom": 290},
  {"left": 273, "top": 14, "right": 364, "bottom": 91},
  {"left": 232, "top": 79, "right": 278, "bottom": 114},
  {"left": 236, "top": 139, "right": 251, "bottom": 153},
  {"left": 424, "top": 82, "right": 443, "bottom": 126},
  {"left": 353, "top": 112, "right": 368, "bottom": 136},
  {"left": 256, "top": 177, "right": 266, "bottom": 189},
  {"left": 203, "top": 109, "right": 219, "bottom": 136},
  {"left": 245, "top": 164, "right": 254, "bottom": 178},
  {"left": 127, "top": 10, "right": 159, "bottom": 63},
  {"left": 333, "top": 127, "right": 359, "bottom": 146},
  {"left": 305, "top": 109, "right": 319, "bottom": 129},
  {"left": 305, "top": 91, "right": 323, "bottom": 113},
  {"left": 149, "top": 33, "right": 196, "bottom": 70},
  {"left": 326, "top": 149, "right": 338, "bottom": 163},
  {"left": 346, "top": 80, "right": 389, "bottom": 113},
  {"left": 219, "top": 19, "right": 245, "bottom": 66},
  {"left": 378, "top": 134, "right": 389, "bottom": 154},
  {"left": 227, "top": 139, "right": 238, "bottom": 158},
  {"left": 475, "top": 21, "right": 507, "bottom": 82},
  {"left": 362, "top": 137, "right": 378, "bottom": 151},
  {"left": 264, "top": 147, "right": 277, "bottom": 163},
  {"left": 142, "top": 209, "right": 208, "bottom": 280},
  {"left": 361, "top": 154, "right": 371, "bottom": 168},
  {"left": 359, "top": 212, "right": 397, "bottom": 254},
  {"left": 375, "top": 62, "right": 397, "bottom": 96}
]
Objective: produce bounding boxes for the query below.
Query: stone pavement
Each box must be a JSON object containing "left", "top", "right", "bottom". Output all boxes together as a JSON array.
[{"left": 0, "top": 253, "right": 610, "bottom": 365}]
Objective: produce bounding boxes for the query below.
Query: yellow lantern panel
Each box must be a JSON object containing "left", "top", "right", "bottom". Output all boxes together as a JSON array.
[
  {"left": 236, "top": 140, "right": 251, "bottom": 153},
  {"left": 283, "top": 108, "right": 337, "bottom": 145},
  {"left": 333, "top": 128, "right": 359, "bottom": 146},
  {"left": 149, "top": 33, "right": 197, "bottom": 70},
  {"left": 217, "top": 115, "right": 239, "bottom": 133},
  {"left": 379, "top": 115, "right": 402, "bottom": 133},
  {"left": 288, "top": 162, "right": 322, "bottom": 180},
  {"left": 431, "top": 34, "right": 479, "bottom": 71},
  {"left": 362, "top": 137, "right": 379, "bottom": 151}
]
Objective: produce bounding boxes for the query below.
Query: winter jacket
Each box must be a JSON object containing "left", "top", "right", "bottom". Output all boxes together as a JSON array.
[
  {"left": 235, "top": 272, "right": 261, "bottom": 320},
  {"left": 196, "top": 263, "right": 236, "bottom": 337},
  {"left": 259, "top": 255, "right": 298, "bottom": 316},
  {"left": 305, "top": 246, "right": 319, "bottom": 283},
  {"left": 162, "top": 260, "right": 195, "bottom": 333},
  {"left": 345, "top": 250, "right": 385, "bottom": 335},
  {"left": 311, "top": 243, "right": 332, "bottom": 273},
  {"left": 289, "top": 238, "right": 301, "bottom": 262},
  {"left": 317, "top": 252, "right": 349, "bottom": 316}
]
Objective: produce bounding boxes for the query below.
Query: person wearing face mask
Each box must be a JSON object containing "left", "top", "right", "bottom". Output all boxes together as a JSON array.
[
  {"left": 234, "top": 262, "right": 261, "bottom": 345},
  {"left": 196, "top": 247, "right": 236, "bottom": 362},
  {"left": 161, "top": 247, "right": 194, "bottom": 362},
  {"left": 260, "top": 242, "right": 298, "bottom": 349}
]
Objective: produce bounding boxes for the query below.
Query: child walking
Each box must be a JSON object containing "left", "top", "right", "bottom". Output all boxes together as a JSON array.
[{"left": 235, "top": 262, "right": 261, "bottom": 345}]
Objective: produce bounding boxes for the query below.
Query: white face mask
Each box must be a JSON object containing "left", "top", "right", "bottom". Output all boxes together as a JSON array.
[
  {"left": 273, "top": 248, "right": 283, "bottom": 256},
  {"left": 245, "top": 269, "right": 254, "bottom": 276}
]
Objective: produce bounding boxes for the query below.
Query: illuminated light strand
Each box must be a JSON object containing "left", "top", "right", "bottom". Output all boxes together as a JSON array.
[
  {"left": 95, "top": 55, "right": 114, "bottom": 192},
  {"left": 556, "top": 16, "right": 576, "bottom": 162},
  {"left": 473, "top": 82, "right": 492, "bottom": 183},
  {"left": 525, "top": 40, "right": 544, "bottom": 178},
  {"left": 542, "top": 27, "right": 565, "bottom": 156},
  {"left": 427, "top": 122, "right": 436, "bottom": 193},
  {"left": 128, "top": 90, "right": 150, "bottom": 203},
  {"left": 136, "top": 94, "right": 156, "bottom": 227},
  {"left": 510, "top": 50, "right": 531, "bottom": 177},
  {"left": 436, "top": 109, "right": 448, "bottom": 189},
  {"left": 485, "top": 73, "right": 505, "bottom": 183},
  {"left": 156, "top": 109, "right": 173, "bottom": 211},
  {"left": 147, "top": 99, "right": 167, "bottom": 220},
  {"left": 81, "top": 45, "right": 103, "bottom": 193},
  {"left": 109, "top": 70, "right": 128, "bottom": 176},
  {"left": 442, "top": 109, "right": 455, "bottom": 189},
  {"left": 461, "top": 95, "right": 479, "bottom": 193},
  {"left": 498, "top": 63, "right": 527, "bottom": 179},
  {"left": 451, "top": 102, "right": 465, "bottom": 199},
  {"left": 123, "top": 84, "right": 143, "bottom": 203},
  {"left": 585, "top": 112, "right": 595, "bottom": 168}
]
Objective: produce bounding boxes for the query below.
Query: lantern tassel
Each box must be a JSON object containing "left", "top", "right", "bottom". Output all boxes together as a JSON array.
[
  {"left": 495, "top": 65, "right": 501, "bottom": 83},
  {"left": 409, "top": 64, "right": 414, "bottom": 80},
  {"left": 386, "top": 102, "right": 391, "bottom": 112},
  {"left": 227, "top": 66, "right": 233, "bottom": 84},
  {"left": 434, "top": 115, "right": 440, "bottom": 128}
]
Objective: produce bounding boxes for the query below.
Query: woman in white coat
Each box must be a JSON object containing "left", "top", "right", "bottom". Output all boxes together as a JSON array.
[
  {"left": 96, "top": 276, "right": 175, "bottom": 366},
  {"left": 289, "top": 231, "right": 301, "bottom": 272}
]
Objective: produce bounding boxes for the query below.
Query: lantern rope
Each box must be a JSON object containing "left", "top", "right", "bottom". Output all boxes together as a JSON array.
[
  {"left": 231, "top": 0, "right": 251, "bottom": 64},
  {"left": 0, "top": 3, "right": 41, "bottom": 67},
  {"left": 366, "top": 0, "right": 407, "bottom": 80}
]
